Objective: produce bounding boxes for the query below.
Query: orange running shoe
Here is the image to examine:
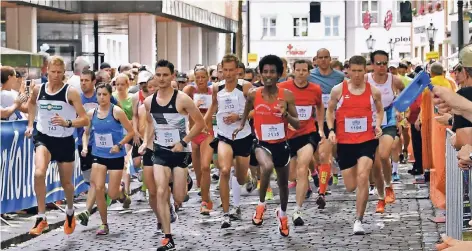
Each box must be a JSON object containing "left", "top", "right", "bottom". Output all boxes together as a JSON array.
[
  {"left": 276, "top": 209, "right": 289, "bottom": 237},
  {"left": 29, "top": 217, "right": 49, "bottom": 236},
  {"left": 158, "top": 237, "right": 175, "bottom": 250},
  {"left": 200, "top": 201, "right": 213, "bottom": 215},
  {"left": 252, "top": 204, "right": 266, "bottom": 226},
  {"left": 376, "top": 200, "right": 386, "bottom": 213},
  {"left": 385, "top": 186, "right": 396, "bottom": 204},
  {"left": 64, "top": 212, "right": 76, "bottom": 235}
]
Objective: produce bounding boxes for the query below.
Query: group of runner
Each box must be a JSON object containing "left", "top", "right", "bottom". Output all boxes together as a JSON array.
[{"left": 26, "top": 47, "right": 410, "bottom": 250}]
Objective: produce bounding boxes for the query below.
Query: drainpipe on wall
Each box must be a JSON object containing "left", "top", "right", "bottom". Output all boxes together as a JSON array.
[{"left": 344, "top": 0, "right": 347, "bottom": 60}]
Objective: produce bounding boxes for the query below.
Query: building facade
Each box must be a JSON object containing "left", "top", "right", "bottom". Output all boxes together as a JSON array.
[
  {"left": 248, "top": 0, "right": 346, "bottom": 69},
  {"left": 346, "top": 0, "right": 411, "bottom": 60},
  {"left": 1, "top": 0, "right": 238, "bottom": 73}
]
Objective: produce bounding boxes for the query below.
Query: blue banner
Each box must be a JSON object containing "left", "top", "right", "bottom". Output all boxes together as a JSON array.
[{"left": 0, "top": 121, "right": 88, "bottom": 214}]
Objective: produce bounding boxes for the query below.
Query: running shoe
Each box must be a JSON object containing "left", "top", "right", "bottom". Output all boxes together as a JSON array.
[
  {"left": 245, "top": 177, "right": 257, "bottom": 193},
  {"left": 96, "top": 224, "right": 109, "bottom": 235},
  {"left": 288, "top": 181, "right": 297, "bottom": 189},
  {"left": 292, "top": 211, "right": 304, "bottom": 226},
  {"left": 333, "top": 174, "right": 339, "bottom": 185},
  {"left": 221, "top": 213, "right": 231, "bottom": 228},
  {"left": 29, "top": 217, "right": 49, "bottom": 236},
  {"left": 376, "top": 200, "right": 386, "bottom": 213},
  {"left": 105, "top": 194, "right": 112, "bottom": 207},
  {"left": 183, "top": 194, "right": 190, "bottom": 202},
  {"left": 229, "top": 206, "right": 242, "bottom": 220},
  {"left": 170, "top": 204, "right": 178, "bottom": 223},
  {"left": 276, "top": 209, "right": 289, "bottom": 237},
  {"left": 385, "top": 186, "right": 396, "bottom": 204},
  {"left": 353, "top": 220, "right": 365, "bottom": 235},
  {"left": 157, "top": 237, "right": 175, "bottom": 251},
  {"left": 252, "top": 204, "right": 266, "bottom": 226},
  {"left": 369, "top": 185, "right": 376, "bottom": 195},
  {"left": 328, "top": 176, "right": 333, "bottom": 186},
  {"left": 200, "top": 201, "right": 213, "bottom": 215},
  {"left": 136, "top": 190, "right": 147, "bottom": 202},
  {"left": 76, "top": 211, "right": 90, "bottom": 226},
  {"left": 137, "top": 169, "right": 143, "bottom": 182},
  {"left": 305, "top": 187, "right": 313, "bottom": 199},
  {"left": 316, "top": 194, "right": 326, "bottom": 209},
  {"left": 64, "top": 212, "right": 76, "bottom": 235},
  {"left": 265, "top": 187, "right": 274, "bottom": 201},
  {"left": 392, "top": 172, "right": 400, "bottom": 182}
]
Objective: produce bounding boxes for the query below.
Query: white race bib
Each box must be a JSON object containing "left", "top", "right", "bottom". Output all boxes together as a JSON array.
[
  {"left": 296, "top": 106, "right": 312, "bottom": 121},
  {"left": 41, "top": 111, "right": 64, "bottom": 136},
  {"left": 194, "top": 94, "right": 212, "bottom": 109},
  {"left": 322, "top": 94, "right": 330, "bottom": 107},
  {"left": 261, "top": 123, "right": 285, "bottom": 141},
  {"left": 220, "top": 95, "right": 239, "bottom": 113},
  {"left": 83, "top": 102, "right": 99, "bottom": 112},
  {"left": 156, "top": 129, "right": 181, "bottom": 146},
  {"left": 94, "top": 133, "right": 114, "bottom": 148},
  {"left": 345, "top": 117, "right": 367, "bottom": 133}
]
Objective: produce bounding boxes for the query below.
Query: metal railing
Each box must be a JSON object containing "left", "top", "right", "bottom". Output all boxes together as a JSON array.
[{"left": 445, "top": 128, "right": 472, "bottom": 240}]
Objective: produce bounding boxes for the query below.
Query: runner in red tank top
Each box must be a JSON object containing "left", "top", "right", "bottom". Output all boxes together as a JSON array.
[
  {"left": 278, "top": 59, "right": 329, "bottom": 225},
  {"left": 233, "top": 55, "right": 299, "bottom": 237},
  {"left": 325, "top": 56, "right": 383, "bottom": 235},
  {"left": 182, "top": 66, "right": 215, "bottom": 215}
]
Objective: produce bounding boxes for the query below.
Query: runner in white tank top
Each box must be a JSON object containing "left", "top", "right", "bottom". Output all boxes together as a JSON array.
[
  {"left": 25, "top": 56, "right": 89, "bottom": 237},
  {"left": 205, "top": 55, "right": 256, "bottom": 229},
  {"left": 366, "top": 51, "right": 405, "bottom": 215}
]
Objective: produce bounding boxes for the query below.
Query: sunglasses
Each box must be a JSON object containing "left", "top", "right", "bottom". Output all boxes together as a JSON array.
[
  {"left": 244, "top": 79, "right": 253, "bottom": 82},
  {"left": 375, "top": 61, "right": 388, "bottom": 66},
  {"left": 211, "top": 77, "right": 218, "bottom": 81}
]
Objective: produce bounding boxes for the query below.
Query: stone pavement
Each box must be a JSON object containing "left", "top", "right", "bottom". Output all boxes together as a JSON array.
[{"left": 4, "top": 164, "right": 445, "bottom": 251}]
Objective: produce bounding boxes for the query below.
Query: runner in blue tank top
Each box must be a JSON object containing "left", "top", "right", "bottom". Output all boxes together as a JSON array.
[
  {"left": 76, "top": 70, "right": 119, "bottom": 227},
  {"left": 82, "top": 83, "right": 134, "bottom": 236}
]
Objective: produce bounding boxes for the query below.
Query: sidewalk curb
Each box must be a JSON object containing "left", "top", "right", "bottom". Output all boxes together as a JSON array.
[{"left": 1, "top": 186, "right": 142, "bottom": 250}]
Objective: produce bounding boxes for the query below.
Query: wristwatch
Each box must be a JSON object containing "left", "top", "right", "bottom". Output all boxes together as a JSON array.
[
  {"left": 238, "top": 114, "right": 243, "bottom": 120},
  {"left": 66, "top": 120, "right": 72, "bottom": 128},
  {"left": 180, "top": 140, "right": 188, "bottom": 148},
  {"left": 117, "top": 143, "right": 123, "bottom": 149},
  {"left": 329, "top": 128, "right": 335, "bottom": 133}
]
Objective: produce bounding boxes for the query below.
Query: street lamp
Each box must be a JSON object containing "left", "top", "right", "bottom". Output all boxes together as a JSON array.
[
  {"left": 366, "top": 35, "right": 376, "bottom": 53},
  {"left": 426, "top": 22, "right": 438, "bottom": 52},
  {"left": 388, "top": 38, "right": 397, "bottom": 59}
]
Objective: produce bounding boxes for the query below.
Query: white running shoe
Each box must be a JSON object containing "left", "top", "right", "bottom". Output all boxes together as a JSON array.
[
  {"left": 136, "top": 190, "right": 147, "bottom": 202},
  {"left": 353, "top": 220, "right": 365, "bottom": 235}
]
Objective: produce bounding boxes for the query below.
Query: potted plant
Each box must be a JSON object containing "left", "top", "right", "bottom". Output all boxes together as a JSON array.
[
  {"left": 435, "top": 2, "right": 442, "bottom": 11},
  {"left": 428, "top": 2, "right": 434, "bottom": 13}
]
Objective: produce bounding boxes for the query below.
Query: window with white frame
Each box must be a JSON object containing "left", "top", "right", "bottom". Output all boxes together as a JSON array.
[
  {"left": 361, "top": 0, "right": 378, "bottom": 24},
  {"left": 324, "top": 16, "right": 340, "bottom": 37},
  {"left": 262, "top": 17, "right": 277, "bottom": 37},
  {"left": 293, "top": 17, "right": 308, "bottom": 37}
]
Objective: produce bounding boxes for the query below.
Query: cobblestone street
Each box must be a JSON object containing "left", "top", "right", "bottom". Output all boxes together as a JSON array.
[{"left": 5, "top": 165, "right": 444, "bottom": 251}]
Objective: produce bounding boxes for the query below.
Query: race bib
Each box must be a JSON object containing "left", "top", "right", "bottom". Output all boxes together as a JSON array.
[
  {"left": 345, "top": 117, "right": 367, "bottom": 133},
  {"left": 322, "top": 94, "right": 330, "bottom": 107},
  {"left": 41, "top": 111, "right": 64, "bottom": 136},
  {"left": 220, "top": 95, "right": 239, "bottom": 113},
  {"left": 156, "top": 129, "right": 181, "bottom": 146},
  {"left": 261, "top": 123, "right": 285, "bottom": 141},
  {"left": 94, "top": 133, "right": 114, "bottom": 148},
  {"left": 296, "top": 106, "right": 312, "bottom": 121},
  {"left": 83, "top": 102, "right": 99, "bottom": 112},
  {"left": 194, "top": 94, "right": 212, "bottom": 109}
]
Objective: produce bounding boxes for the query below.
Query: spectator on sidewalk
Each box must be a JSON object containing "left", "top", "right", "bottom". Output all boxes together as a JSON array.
[{"left": 1, "top": 66, "right": 28, "bottom": 120}]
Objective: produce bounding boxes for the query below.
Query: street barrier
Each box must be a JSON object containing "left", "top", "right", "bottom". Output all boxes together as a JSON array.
[
  {"left": 445, "top": 128, "right": 472, "bottom": 240},
  {"left": 0, "top": 120, "right": 88, "bottom": 214}
]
